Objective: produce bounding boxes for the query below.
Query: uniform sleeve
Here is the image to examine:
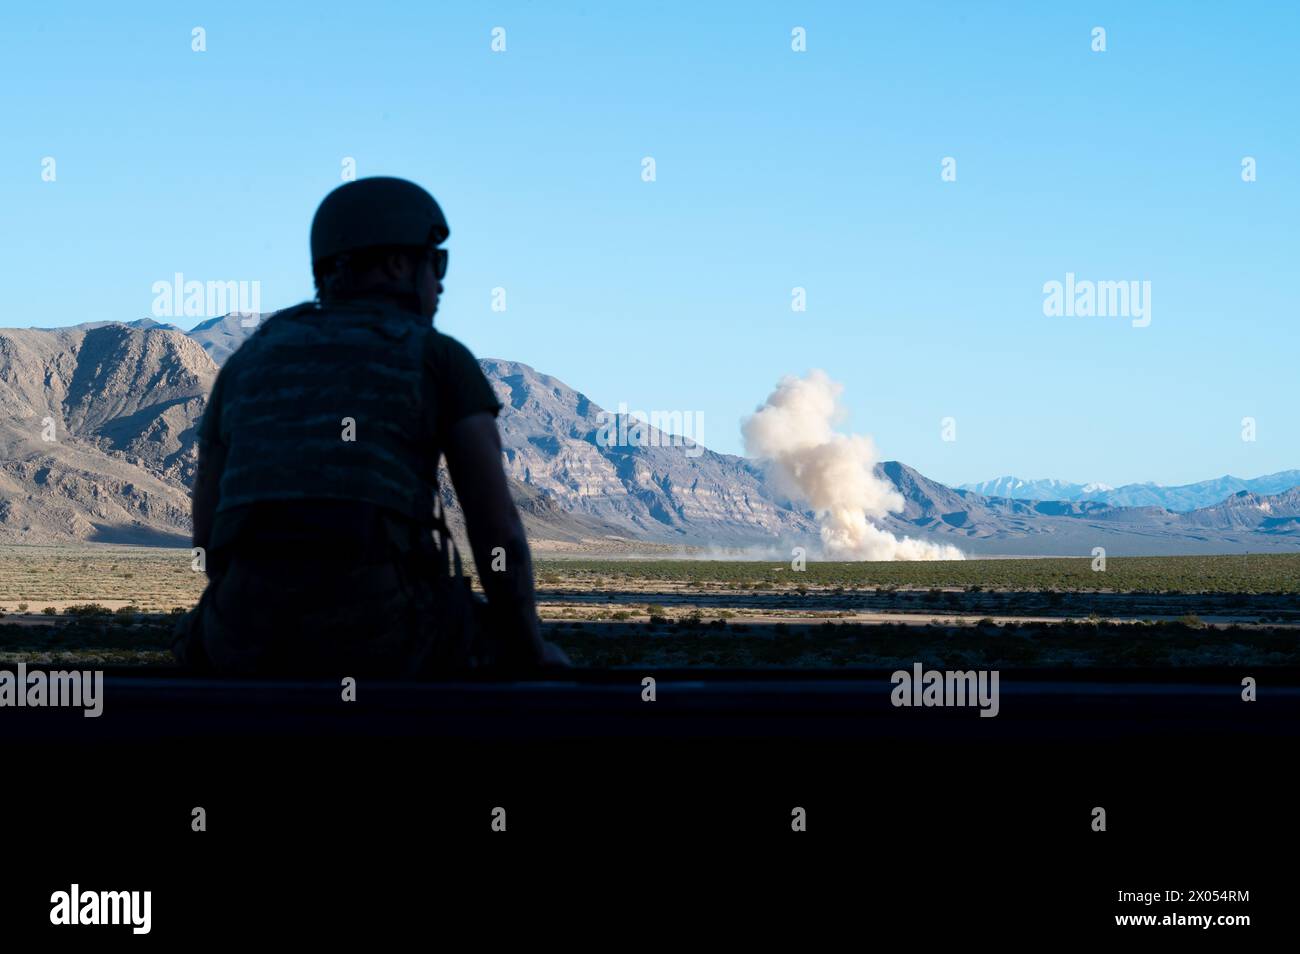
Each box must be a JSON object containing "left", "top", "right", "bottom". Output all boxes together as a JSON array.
[
  {"left": 192, "top": 363, "right": 230, "bottom": 550},
  {"left": 433, "top": 334, "right": 502, "bottom": 423},
  {"left": 197, "top": 364, "right": 226, "bottom": 448}
]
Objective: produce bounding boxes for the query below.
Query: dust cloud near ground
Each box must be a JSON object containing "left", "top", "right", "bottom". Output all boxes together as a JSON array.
[{"left": 742, "top": 371, "right": 964, "bottom": 561}]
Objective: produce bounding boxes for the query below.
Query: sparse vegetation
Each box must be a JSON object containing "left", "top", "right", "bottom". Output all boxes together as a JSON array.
[
  {"left": 546, "top": 617, "right": 1300, "bottom": 669},
  {"left": 64, "top": 603, "right": 114, "bottom": 617},
  {"left": 532, "top": 554, "right": 1300, "bottom": 594},
  {"left": 1, "top": 544, "right": 1296, "bottom": 669}
]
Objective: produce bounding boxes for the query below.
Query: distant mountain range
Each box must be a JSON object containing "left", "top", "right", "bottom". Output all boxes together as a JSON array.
[
  {"left": 961, "top": 472, "right": 1300, "bottom": 512},
  {"left": 1, "top": 312, "right": 1297, "bottom": 556}
]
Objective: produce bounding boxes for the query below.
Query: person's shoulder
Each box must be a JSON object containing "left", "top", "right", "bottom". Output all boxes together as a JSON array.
[
  {"left": 256, "top": 301, "right": 321, "bottom": 333},
  {"left": 425, "top": 329, "right": 503, "bottom": 419},
  {"left": 233, "top": 302, "right": 316, "bottom": 347},
  {"left": 429, "top": 327, "right": 476, "bottom": 355},
  {"left": 427, "top": 328, "right": 485, "bottom": 370},
  {"left": 218, "top": 303, "right": 315, "bottom": 375}
]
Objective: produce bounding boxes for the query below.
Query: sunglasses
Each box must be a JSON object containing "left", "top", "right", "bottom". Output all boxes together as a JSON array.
[{"left": 428, "top": 247, "right": 449, "bottom": 280}]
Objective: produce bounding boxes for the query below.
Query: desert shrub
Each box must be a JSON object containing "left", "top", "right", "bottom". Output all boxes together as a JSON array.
[{"left": 65, "top": 603, "right": 113, "bottom": 616}]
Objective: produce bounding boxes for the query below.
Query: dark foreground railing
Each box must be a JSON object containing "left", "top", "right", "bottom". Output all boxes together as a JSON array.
[{"left": 4, "top": 665, "right": 1296, "bottom": 743}]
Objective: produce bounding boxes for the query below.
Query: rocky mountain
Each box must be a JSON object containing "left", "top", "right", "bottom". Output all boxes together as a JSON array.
[
  {"left": 1181, "top": 488, "right": 1300, "bottom": 535},
  {"left": 875, "top": 465, "right": 1300, "bottom": 556},
  {"left": 0, "top": 317, "right": 810, "bottom": 549},
  {"left": 0, "top": 323, "right": 213, "bottom": 545},
  {"left": 962, "top": 471, "right": 1300, "bottom": 512},
  {"left": 483, "top": 358, "right": 814, "bottom": 545},
  {"left": 32, "top": 317, "right": 182, "bottom": 334},
  {"left": 1, "top": 314, "right": 1297, "bottom": 556}
]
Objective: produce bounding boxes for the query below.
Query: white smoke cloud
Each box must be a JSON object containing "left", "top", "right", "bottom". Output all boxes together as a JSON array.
[{"left": 742, "top": 370, "right": 964, "bottom": 562}]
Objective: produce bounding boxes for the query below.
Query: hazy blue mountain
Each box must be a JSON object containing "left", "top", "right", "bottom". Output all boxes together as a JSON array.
[
  {"left": 960, "top": 476, "right": 1110, "bottom": 501},
  {"left": 187, "top": 312, "right": 279, "bottom": 366},
  {"left": 962, "top": 472, "right": 1300, "bottom": 512}
]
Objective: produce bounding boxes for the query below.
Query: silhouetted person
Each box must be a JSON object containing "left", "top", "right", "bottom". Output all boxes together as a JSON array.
[{"left": 174, "top": 177, "right": 566, "bottom": 675}]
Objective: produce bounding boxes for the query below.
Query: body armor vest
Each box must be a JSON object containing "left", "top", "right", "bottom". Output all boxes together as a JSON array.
[{"left": 213, "top": 299, "right": 436, "bottom": 528}]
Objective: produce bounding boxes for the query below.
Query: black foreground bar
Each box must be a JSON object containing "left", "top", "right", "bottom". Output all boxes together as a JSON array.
[
  {"left": 3, "top": 666, "right": 1294, "bottom": 937},
  {"left": 5, "top": 665, "right": 1299, "bottom": 741}
]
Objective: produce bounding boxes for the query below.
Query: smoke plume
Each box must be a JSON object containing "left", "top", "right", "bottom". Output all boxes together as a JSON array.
[{"left": 742, "top": 370, "right": 964, "bottom": 561}]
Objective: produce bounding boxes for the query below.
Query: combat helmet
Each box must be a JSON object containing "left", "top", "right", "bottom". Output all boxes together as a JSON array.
[{"left": 310, "top": 177, "right": 449, "bottom": 263}]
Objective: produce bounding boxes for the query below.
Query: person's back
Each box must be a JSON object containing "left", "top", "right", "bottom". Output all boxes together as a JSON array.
[{"left": 174, "top": 177, "right": 563, "bottom": 676}]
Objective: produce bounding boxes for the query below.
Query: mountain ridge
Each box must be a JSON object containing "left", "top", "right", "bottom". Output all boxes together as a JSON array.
[
  {"left": 1, "top": 316, "right": 1297, "bottom": 556},
  {"left": 962, "top": 471, "right": 1300, "bottom": 512}
]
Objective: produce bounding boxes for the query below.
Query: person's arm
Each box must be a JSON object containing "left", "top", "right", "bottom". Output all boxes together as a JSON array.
[
  {"left": 191, "top": 374, "right": 227, "bottom": 558},
  {"left": 444, "top": 411, "right": 551, "bottom": 665},
  {"left": 192, "top": 439, "right": 224, "bottom": 555}
]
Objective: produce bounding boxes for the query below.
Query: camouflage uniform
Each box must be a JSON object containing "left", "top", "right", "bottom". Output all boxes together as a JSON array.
[{"left": 173, "top": 294, "right": 503, "bottom": 676}]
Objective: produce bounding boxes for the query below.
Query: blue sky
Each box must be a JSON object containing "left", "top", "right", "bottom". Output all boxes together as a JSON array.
[{"left": 4, "top": 2, "right": 1296, "bottom": 487}]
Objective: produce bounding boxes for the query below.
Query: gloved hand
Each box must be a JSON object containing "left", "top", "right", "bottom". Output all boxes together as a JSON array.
[{"left": 538, "top": 640, "right": 573, "bottom": 669}]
